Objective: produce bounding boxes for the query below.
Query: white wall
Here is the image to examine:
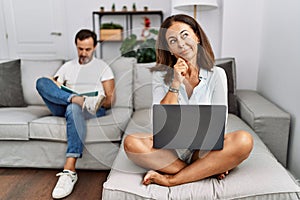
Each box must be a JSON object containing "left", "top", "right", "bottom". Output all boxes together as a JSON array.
[
  {"left": 63, "top": 0, "right": 222, "bottom": 60},
  {"left": 0, "top": 0, "right": 9, "bottom": 59},
  {"left": 221, "top": 0, "right": 300, "bottom": 179},
  {"left": 257, "top": 0, "right": 300, "bottom": 178},
  {"left": 171, "top": 0, "right": 223, "bottom": 59},
  {"left": 64, "top": 0, "right": 172, "bottom": 60},
  {"left": 0, "top": 0, "right": 172, "bottom": 60},
  {"left": 221, "top": 0, "right": 263, "bottom": 90}
]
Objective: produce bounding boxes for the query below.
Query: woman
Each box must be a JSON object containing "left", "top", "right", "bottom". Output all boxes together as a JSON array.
[{"left": 124, "top": 14, "right": 253, "bottom": 187}]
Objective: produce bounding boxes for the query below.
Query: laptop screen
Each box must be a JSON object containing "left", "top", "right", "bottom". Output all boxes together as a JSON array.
[{"left": 153, "top": 104, "right": 226, "bottom": 150}]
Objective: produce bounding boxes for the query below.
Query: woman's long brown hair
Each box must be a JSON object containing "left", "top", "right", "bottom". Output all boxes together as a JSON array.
[{"left": 150, "top": 14, "right": 215, "bottom": 85}]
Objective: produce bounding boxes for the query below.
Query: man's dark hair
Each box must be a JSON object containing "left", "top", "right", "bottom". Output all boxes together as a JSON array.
[{"left": 75, "top": 29, "right": 97, "bottom": 47}]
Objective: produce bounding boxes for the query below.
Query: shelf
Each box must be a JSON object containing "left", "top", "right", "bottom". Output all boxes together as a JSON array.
[
  {"left": 99, "top": 40, "right": 122, "bottom": 42},
  {"left": 98, "top": 39, "right": 148, "bottom": 43},
  {"left": 92, "top": 10, "right": 163, "bottom": 58},
  {"left": 93, "top": 10, "right": 163, "bottom": 16}
]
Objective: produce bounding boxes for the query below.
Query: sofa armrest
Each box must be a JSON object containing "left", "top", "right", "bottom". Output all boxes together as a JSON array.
[{"left": 236, "top": 89, "right": 290, "bottom": 167}]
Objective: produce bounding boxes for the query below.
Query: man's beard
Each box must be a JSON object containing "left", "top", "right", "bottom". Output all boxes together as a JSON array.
[{"left": 79, "top": 56, "right": 92, "bottom": 64}]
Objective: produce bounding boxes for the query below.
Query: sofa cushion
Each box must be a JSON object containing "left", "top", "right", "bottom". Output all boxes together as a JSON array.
[
  {"left": 0, "top": 106, "right": 51, "bottom": 140},
  {"left": 133, "top": 59, "right": 238, "bottom": 112},
  {"left": 103, "top": 155, "right": 169, "bottom": 199},
  {"left": 29, "top": 107, "right": 132, "bottom": 142},
  {"left": 102, "top": 113, "right": 300, "bottom": 200},
  {"left": 124, "top": 109, "right": 153, "bottom": 135},
  {"left": 215, "top": 57, "right": 238, "bottom": 115},
  {"left": 0, "top": 140, "right": 119, "bottom": 169},
  {"left": 237, "top": 90, "right": 291, "bottom": 167},
  {"left": 0, "top": 59, "right": 27, "bottom": 107},
  {"left": 106, "top": 57, "right": 135, "bottom": 108},
  {"left": 21, "top": 59, "right": 63, "bottom": 105},
  {"left": 133, "top": 62, "right": 156, "bottom": 110}
]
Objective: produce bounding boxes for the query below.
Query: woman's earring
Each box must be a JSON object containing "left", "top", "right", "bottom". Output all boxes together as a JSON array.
[{"left": 170, "top": 52, "right": 174, "bottom": 55}]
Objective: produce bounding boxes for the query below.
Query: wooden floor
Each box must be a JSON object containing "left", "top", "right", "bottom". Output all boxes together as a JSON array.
[{"left": 0, "top": 168, "right": 110, "bottom": 200}]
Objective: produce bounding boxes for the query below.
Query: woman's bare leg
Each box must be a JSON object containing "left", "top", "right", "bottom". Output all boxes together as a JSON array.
[
  {"left": 139, "top": 130, "right": 253, "bottom": 186},
  {"left": 124, "top": 133, "right": 187, "bottom": 174}
]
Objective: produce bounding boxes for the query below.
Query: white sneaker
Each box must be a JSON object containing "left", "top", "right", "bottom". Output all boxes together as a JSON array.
[
  {"left": 52, "top": 170, "right": 78, "bottom": 199},
  {"left": 82, "top": 94, "right": 106, "bottom": 115}
]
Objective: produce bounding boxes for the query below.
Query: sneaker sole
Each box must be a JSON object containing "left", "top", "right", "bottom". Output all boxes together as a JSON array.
[
  {"left": 52, "top": 177, "right": 78, "bottom": 199},
  {"left": 94, "top": 95, "right": 106, "bottom": 112}
]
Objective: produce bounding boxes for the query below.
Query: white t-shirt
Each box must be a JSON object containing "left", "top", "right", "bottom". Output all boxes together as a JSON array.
[{"left": 55, "top": 57, "right": 114, "bottom": 94}]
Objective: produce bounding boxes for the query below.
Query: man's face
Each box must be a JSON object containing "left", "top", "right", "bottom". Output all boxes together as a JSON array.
[{"left": 76, "top": 37, "right": 96, "bottom": 64}]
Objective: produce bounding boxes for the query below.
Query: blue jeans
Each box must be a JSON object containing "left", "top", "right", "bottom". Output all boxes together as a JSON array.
[{"left": 36, "top": 77, "right": 106, "bottom": 158}]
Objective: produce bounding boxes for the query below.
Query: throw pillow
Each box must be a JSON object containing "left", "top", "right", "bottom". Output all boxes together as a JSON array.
[
  {"left": 215, "top": 59, "right": 238, "bottom": 115},
  {"left": 0, "top": 59, "right": 27, "bottom": 107}
]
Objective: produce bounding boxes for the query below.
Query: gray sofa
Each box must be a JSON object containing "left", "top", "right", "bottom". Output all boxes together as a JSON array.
[
  {"left": 0, "top": 57, "right": 135, "bottom": 169},
  {"left": 0, "top": 57, "right": 299, "bottom": 199},
  {"left": 102, "top": 58, "right": 300, "bottom": 199}
]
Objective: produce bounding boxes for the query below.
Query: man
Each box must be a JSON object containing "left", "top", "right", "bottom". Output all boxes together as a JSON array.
[{"left": 36, "top": 29, "right": 115, "bottom": 199}]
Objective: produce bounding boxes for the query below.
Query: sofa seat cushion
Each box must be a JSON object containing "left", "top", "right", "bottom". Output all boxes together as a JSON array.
[
  {"left": 0, "top": 106, "right": 51, "bottom": 140},
  {"left": 102, "top": 113, "right": 300, "bottom": 200},
  {"left": 103, "top": 162, "right": 169, "bottom": 199},
  {"left": 29, "top": 107, "right": 132, "bottom": 142},
  {"left": 0, "top": 140, "right": 119, "bottom": 169}
]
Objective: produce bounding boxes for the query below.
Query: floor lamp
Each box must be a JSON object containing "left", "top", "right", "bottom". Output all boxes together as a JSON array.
[{"left": 172, "top": 0, "right": 218, "bottom": 19}]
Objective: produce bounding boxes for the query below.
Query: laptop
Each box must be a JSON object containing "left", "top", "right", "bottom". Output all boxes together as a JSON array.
[{"left": 152, "top": 104, "right": 226, "bottom": 150}]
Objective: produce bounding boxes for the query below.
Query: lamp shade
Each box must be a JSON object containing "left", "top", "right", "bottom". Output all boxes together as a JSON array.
[{"left": 172, "top": 0, "right": 218, "bottom": 11}]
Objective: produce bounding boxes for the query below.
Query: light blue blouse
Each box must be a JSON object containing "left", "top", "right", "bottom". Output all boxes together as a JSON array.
[{"left": 152, "top": 66, "right": 228, "bottom": 108}]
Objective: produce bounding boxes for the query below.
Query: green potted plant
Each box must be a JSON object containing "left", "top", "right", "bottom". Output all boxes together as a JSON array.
[
  {"left": 132, "top": 3, "right": 137, "bottom": 11},
  {"left": 100, "top": 22, "right": 123, "bottom": 29},
  {"left": 120, "top": 28, "right": 158, "bottom": 63},
  {"left": 100, "top": 22, "right": 123, "bottom": 41}
]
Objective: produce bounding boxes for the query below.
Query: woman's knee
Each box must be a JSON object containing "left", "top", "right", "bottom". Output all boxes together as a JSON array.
[
  {"left": 239, "top": 131, "right": 253, "bottom": 149},
  {"left": 124, "top": 133, "right": 151, "bottom": 154},
  {"left": 124, "top": 134, "right": 139, "bottom": 153},
  {"left": 233, "top": 130, "right": 254, "bottom": 158}
]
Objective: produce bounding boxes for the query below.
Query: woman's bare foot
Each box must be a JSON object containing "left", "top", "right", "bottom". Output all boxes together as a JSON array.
[
  {"left": 143, "top": 169, "right": 230, "bottom": 186},
  {"left": 142, "top": 170, "right": 173, "bottom": 186}
]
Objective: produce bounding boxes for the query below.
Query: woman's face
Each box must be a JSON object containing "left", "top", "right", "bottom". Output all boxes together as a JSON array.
[{"left": 165, "top": 22, "right": 199, "bottom": 63}]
